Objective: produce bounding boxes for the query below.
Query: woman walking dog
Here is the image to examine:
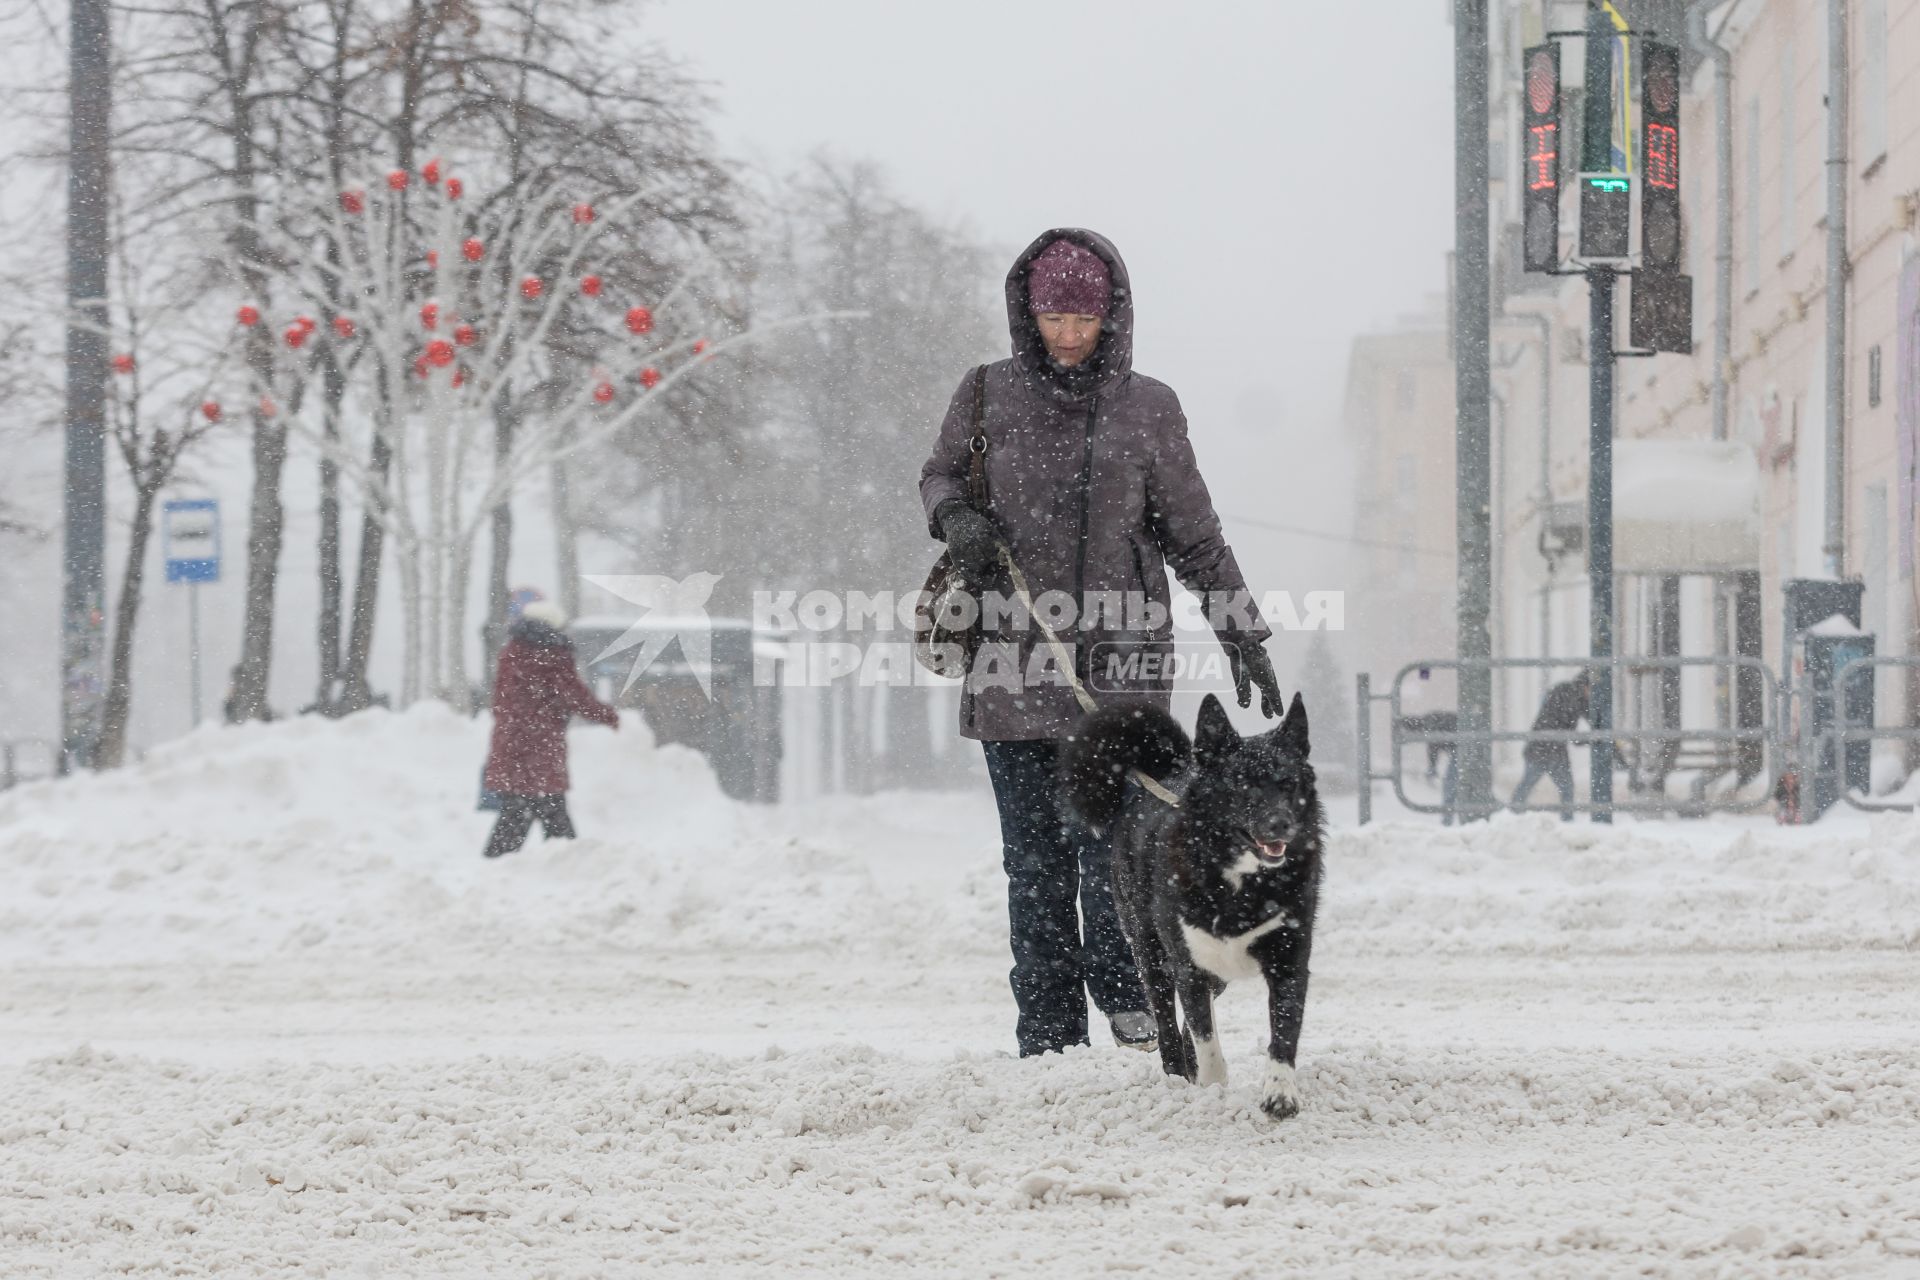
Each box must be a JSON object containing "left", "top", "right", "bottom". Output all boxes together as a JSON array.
[{"left": 919, "top": 228, "right": 1282, "bottom": 1058}]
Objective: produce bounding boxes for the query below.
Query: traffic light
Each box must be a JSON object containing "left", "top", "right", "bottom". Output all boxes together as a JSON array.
[
  {"left": 1641, "top": 41, "right": 1682, "bottom": 269},
  {"left": 1580, "top": 176, "right": 1632, "bottom": 258},
  {"left": 1521, "top": 43, "right": 1561, "bottom": 273},
  {"left": 1630, "top": 269, "right": 1693, "bottom": 354}
]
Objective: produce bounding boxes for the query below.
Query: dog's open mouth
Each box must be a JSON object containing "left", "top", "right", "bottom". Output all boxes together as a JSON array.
[{"left": 1252, "top": 839, "right": 1289, "bottom": 865}]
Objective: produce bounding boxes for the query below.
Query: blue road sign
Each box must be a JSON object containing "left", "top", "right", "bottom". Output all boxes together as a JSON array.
[{"left": 163, "top": 499, "right": 221, "bottom": 584}]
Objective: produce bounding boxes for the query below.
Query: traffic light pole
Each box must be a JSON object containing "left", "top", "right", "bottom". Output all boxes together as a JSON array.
[
  {"left": 1453, "top": 0, "right": 1494, "bottom": 822},
  {"left": 1587, "top": 265, "right": 1616, "bottom": 823},
  {"left": 1517, "top": 13, "right": 1686, "bottom": 826}
]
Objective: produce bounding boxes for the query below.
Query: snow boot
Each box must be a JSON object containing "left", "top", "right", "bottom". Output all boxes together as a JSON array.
[{"left": 1110, "top": 1011, "right": 1158, "bottom": 1053}]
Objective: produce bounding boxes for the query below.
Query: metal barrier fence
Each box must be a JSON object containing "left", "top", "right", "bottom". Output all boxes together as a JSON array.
[
  {"left": 1, "top": 739, "right": 58, "bottom": 791},
  {"left": 1822, "top": 655, "right": 1920, "bottom": 813},
  {"left": 1356, "top": 655, "right": 1780, "bottom": 824}
]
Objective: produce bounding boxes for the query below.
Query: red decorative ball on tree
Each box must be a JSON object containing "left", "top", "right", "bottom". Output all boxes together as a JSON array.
[
  {"left": 520, "top": 276, "right": 544, "bottom": 299},
  {"left": 236, "top": 305, "right": 260, "bottom": 327},
  {"left": 332, "top": 315, "right": 355, "bottom": 339},
  {"left": 625, "top": 306, "right": 653, "bottom": 335},
  {"left": 420, "top": 302, "right": 440, "bottom": 330},
  {"left": 426, "top": 250, "right": 439, "bottom": 268},
  {"left": 201, "top": 401, "right": 222, "bottom": 423},
  {"left": 692, "top": 338, "right": 708, "bottom": 355},
  {"left": 580, "top": 274, "right": 603, "bottom": 297},
  {"left": 571, "top": 203, "right": 595, "bottom": 225},
  {"left": 285, "top": 325, "right": 308, "bottom": 349},
  {"left": 453, "top": 323, "right": 477, "bottom": 347},
  {"left": 340, "top": 189, "right": 365, "bottom": 215},
  {"left": 638, "top": 366, "right": 662, "bottom": 389},
  {"left": 111, "top": 353, "right": 135, "bottom": 375},
  {"left": 414, "top": 356, "right": 430, "bottom": 379},
  {"left": 451, "top": 368, "right": 467, "bottom": 389},
  {"left": 425, "top": 339, "right": 456, "bottom": 367},
  {"left": 445, "top": 177, "right": 463, "bottom": 200},
  {"left": 461, "top": 237, "right": 484, "bottom": 262},
  {"left": 295, "top": 315, "right": 317, "bottom": 334},
  {"left": 258, "top": 395, "right": 278, "bottom": 418},
  {"left": 421, "top": 158, "right": 441, "bottom": 186},
  {"left": 592, "top": 381, "right": 614, "bottom": 404},
  {"left": 386, "top": 170, "right": 409, "bottom": 190}
]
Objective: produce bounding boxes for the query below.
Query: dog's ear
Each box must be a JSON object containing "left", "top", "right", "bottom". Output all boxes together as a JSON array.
[
  {"left": 1195, "top": 693, "right": 1239, "bottom": 763},
  {"left": 1277, "top": 691, "right": 1310, "bottom": 756}
]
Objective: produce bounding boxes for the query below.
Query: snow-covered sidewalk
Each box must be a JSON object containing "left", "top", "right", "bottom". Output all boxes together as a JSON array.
[{"left": 3, "top": 707, "right": 1919, "bottom": 1275}]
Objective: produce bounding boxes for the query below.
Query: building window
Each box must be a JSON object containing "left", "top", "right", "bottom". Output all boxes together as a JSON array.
[
  {"left": 1870, "top": 345, "right": 1884, "bottom": 409},
  {"left": 1396, "top": 371, "right": 1417, "bottom": 412},
  {"left": 1396, "top": 453, "right": 1417, "bottom": 499},
  {"left": 1862, "top": 0, "right": 1889, "bottom": 168}
]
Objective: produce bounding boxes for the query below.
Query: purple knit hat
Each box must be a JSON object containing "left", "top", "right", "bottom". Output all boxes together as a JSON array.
[{"left": 1026, "top": 238, "right": 1112, "bottom": 318}]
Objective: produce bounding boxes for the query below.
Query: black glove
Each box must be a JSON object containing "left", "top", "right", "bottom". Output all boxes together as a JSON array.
[
  {"left": 936, "top": 500, "right": 1003, "bottom": 584},
  {"left": 1227, "top": 639, "right": 1284, "bottom": 719}
]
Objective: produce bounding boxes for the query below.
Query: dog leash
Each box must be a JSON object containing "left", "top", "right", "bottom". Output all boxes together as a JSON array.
[{"left": 997, "top": 545, "right": 1183, "bottom": 810}]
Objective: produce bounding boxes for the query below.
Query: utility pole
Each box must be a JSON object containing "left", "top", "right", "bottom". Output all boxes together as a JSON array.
[
  {"left": 1454, "top": 0, "right": 1494, "bottom": 820},
  {"left": 1823, "top": 0, "right": 1848, "bottom": 579},
  {"left": 63, "top": 0, "right": 112, "bottom": 772}
]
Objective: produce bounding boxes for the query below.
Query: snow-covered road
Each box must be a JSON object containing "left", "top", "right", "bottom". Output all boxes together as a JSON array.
[{"left": 3, "top": 707, "right": 1919, "bottom": 1276}]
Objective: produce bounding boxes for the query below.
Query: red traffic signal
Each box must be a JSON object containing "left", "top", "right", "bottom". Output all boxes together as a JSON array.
[
  {"left": 1641, "top": 41, "right": 1682, "bottom": 271},
  {"left": 1521, "top": 44, "right": 1561, "bottom": 274}
]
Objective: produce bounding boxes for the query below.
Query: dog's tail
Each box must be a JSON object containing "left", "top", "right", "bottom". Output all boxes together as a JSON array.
[{"left": 1061, "top": 705, "right": 1191, "bottom": 831}]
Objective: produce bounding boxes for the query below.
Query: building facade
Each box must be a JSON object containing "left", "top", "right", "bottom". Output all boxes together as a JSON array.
[{"left": 1348, "top": 0, "right": 1920, "bottom": 792}]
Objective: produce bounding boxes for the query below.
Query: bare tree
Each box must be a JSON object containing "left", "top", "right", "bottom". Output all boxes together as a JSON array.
[
  {"left": 94, "top": 222, "right": 227, "bottom": 766},
  {"left": 750, "top": 155, "right": 1000, "bottom": 791},
  {"left": 573, "top": 155, "right": 1000, "bottom": 791},
  {"left": 99, "top": 0, "right": 742, "bottom": 714},
  {"left": 248, "top": 169, "right": 834, "bottom": 709},
  {"left": 0, "top": 312, "right": 53, "bottom": 540}
]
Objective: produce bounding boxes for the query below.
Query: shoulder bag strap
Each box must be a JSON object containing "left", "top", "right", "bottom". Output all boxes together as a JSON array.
[{"left": 966, "top": 364, "right": 990, "bottom": 508}]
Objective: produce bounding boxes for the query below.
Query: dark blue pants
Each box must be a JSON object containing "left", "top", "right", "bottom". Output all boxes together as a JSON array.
[
  {"left": 982, "top": 739, "right": 1146, "bottom": 1057},
  {"left": 1512, "top": 752, "right": 1577, "bottom": 821}
]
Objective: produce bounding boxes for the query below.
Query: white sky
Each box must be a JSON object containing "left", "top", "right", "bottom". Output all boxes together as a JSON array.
[{"left": 646, "top": 0, "right": 1458, "bottom": 602}]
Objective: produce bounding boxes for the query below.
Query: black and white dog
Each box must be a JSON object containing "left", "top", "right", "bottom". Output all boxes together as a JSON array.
[{"left": 1064, "top": 692, "right": 1324, "bottom": 1119}]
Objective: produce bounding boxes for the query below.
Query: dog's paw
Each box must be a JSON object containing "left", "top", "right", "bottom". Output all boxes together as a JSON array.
[
  {"left": 1259, "top": 1060, "right": 1301, "bottom": 1120},
  {"left": 1192, "top": 1034, "right": 1228, "bottom": 1087}
]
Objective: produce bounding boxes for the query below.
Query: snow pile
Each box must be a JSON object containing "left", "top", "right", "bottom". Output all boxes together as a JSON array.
[
  {"left": 5, "top": 714, "right": 1920, "bottom": 1275},
  {"left": 0, "top": 706, "right": 1000, "bottom": 968},
  {"left": 5, "top": 709, "right": 1920, "bottom": 971},
  {"left": 1323, "top": 813, "right": 1920, "bottom": 955},
  {"left": 4, "top": 1041, "right": 1916, "bottom": 1277}
]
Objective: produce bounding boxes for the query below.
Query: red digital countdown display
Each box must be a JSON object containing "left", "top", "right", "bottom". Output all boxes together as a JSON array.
[
  {"left": 1645, "top": 123, "right": 1678, "bottom": 190},
  {"left": 1640, "top": 42, "right": 1683, "bottom": 270},
  {"left": 1529, "top": 124, "right": 1559, "bottom": 191},
  {"left": 1521, "top": 42, "right": 1562, "bottom": 273}
]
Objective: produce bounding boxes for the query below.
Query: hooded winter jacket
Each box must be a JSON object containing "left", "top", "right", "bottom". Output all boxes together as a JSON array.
[
  {"left": 920, "top": 228, "right": 1268, "bottom": 741},
  {"left": 484, "top": 619, "right": 619, "bottom": 796}
]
